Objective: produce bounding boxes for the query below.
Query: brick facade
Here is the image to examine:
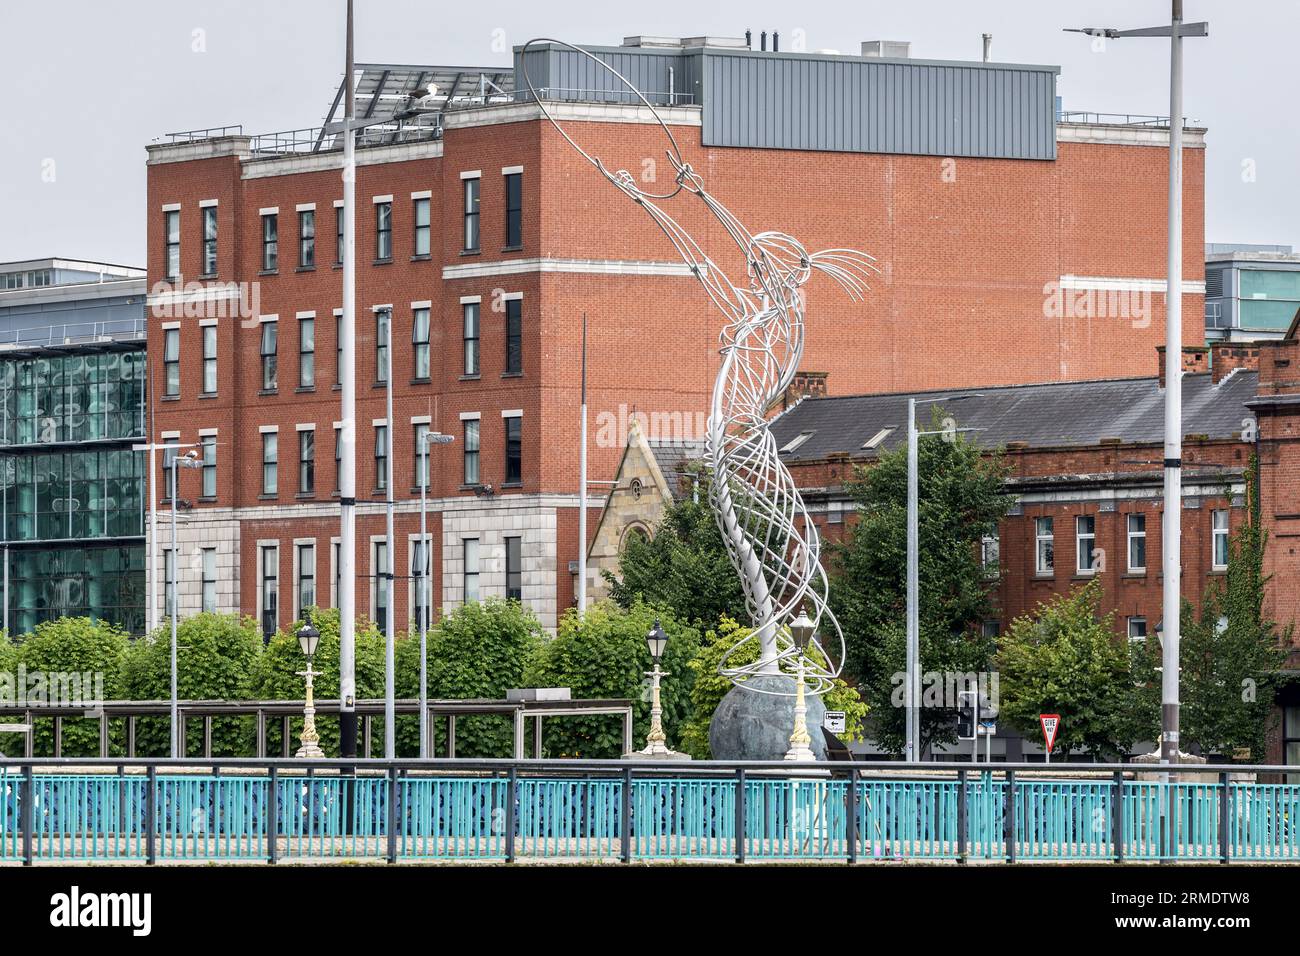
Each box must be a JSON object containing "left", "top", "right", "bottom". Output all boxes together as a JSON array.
[{"left": 143, "top": 101, "right": 1206, "bottom": 636}]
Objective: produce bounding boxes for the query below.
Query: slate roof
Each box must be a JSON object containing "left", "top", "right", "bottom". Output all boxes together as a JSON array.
[
  {"left": 647, "top": 438, "right": 706, "bottom": 501},
  {"left": 770, "top": 371, "right": 1259, "bottom": 463}
]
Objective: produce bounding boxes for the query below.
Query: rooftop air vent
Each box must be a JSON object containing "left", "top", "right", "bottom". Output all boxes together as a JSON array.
[{"left": 861, "top": 40, "right": 911, "bottom": 58}]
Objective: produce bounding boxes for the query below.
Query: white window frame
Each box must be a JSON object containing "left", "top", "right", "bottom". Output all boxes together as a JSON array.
[
  {"left": 199, "top": 428, "right": 218, "bottom": 499},
  {"left": 293, "top": 538, "right": 317, "bottom": 619},
  {"left": 463, "top": 537, "right": 481, "bottom": 604},
  {"left": 1127, "top": 513, "right": 1147, "bottom": 572},
  {"left": 260, "top": 425, "right": 279, "bottom": 495},
  {"left": 297, "top": 423, "right": 316, "bottom": 495},
  {"left": 163, "top": 327, "right": 180, "bottom": 397},
  {"left": 201, "top": 547, "right": 218, "bottom": 613},
  {"left": 201, "top": 321, "right": 218, "bottom": 394},
  {"left": 1035, "top": 516, "right": 1055, "bottom": 575},
  {"left": 504, "top": 535, "right": 522, "bottom": 602},
  {"left": 408, "top": 532, "right": 434, "bottom": 632},
  {"left": 257, "top": 541, "right": 279, "bottom": 639},
  {"left": 1075, "top": 515, "right": 1097, "bottom": 574},
  {"left": 1212, "top": 509, "right": 1230, "bottom": 570},
  {"left": 329, "top": 536, "right": 342, "bottom": 609},
  {"left": 370, "top": 536, "right": 389, "bottom": 631},
  {"left": 981, "top": 532, "right": 1000, "bottom": 577}
]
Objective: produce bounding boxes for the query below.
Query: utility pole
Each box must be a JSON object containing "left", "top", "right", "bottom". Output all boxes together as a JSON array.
[
  {"left": 1159, "top": 0, "right": 1187, "bottom": 771},
  {"left": 1065, "top": 2, "right": 1209, "bottom": 770},
  {"left": 419, "top": 434, "right": 428, "bottom": 759},
  {"left": 338, "top": 0, "right": 358, "bottom": 759},
  {"left": 384, "top": 312, "right": 395, "bottom": 760},
  {"left": 166, "top": 448, "right": 201, "bottom": 759},
  {"left": 905, "top": 397, "right": 919, "bottom": 762},
  {"left": 577, "top": 313, "right": 588, "bottom": 614},
  {"left": 418, "top": 429, "right": 453, "bottom": 759}
]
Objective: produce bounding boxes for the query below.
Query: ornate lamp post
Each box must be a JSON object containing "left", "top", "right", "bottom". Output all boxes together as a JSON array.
[
  {"left": 633, "top": 619, "right": 689, "bottom": 760},
  {"left": 784, "top": 609, "right": 817, "bottom": 762},
  {"left": 295, "top": 613, "right": 324, "bottom": 758}
]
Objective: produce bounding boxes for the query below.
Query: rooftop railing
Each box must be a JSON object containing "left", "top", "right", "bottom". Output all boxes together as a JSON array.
[
  {"left": 1057, "top": 111, "right": 1187, "bottom": 127},
  {"left": 523, "top": 87, "right": 697, "bottom": 107},
  {"left": 0, "top": 318, "right": 146, "bottom": 351},
  {"left": 249, "top": 114, "right": 445, "bottom": 155},
  {"left": 156, "top": 125, "right": 245, "bottom": 144}
]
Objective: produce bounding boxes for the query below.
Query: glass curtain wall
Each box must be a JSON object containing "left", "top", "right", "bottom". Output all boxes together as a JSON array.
[{"left": 0, "top": 348, "right": 147, "bottom": 633}]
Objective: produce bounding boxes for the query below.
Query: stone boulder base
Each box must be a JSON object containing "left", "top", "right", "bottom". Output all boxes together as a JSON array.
[{"left": 709, "top": 674, "right": 828, "bottom": 761}]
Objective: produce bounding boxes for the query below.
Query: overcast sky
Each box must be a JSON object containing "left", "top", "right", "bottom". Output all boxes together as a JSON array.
[{"left": 1, "top": 0, "right": 1292, "bottom": 267}]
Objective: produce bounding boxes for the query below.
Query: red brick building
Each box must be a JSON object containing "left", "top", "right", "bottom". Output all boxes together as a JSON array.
[
  {"left": 142, "top": 37, "right": 1207, "bottom": 640},
  {"left": 768, "top": 335, "right": 1300, "bottom": 763}
]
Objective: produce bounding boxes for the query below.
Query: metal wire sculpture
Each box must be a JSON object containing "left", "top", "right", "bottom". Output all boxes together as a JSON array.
[{"left": 522, "top": 39, "right": 878, "bottom": 694}]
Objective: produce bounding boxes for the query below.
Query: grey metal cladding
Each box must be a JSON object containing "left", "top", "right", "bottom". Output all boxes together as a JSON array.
[
  {"left": 699, "top": 52, "right": 1059, "bottom": 160},
  {"left": 513, "top": 44, "right": 1059, "bottom": 160},
  {"left": 514, "top": 45, "right": 700, "bottom": 105}
]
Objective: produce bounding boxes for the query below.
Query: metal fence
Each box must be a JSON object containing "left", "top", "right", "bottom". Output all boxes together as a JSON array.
[{"left": 1, "top": 759, "right": 1296, "bottom": 865}]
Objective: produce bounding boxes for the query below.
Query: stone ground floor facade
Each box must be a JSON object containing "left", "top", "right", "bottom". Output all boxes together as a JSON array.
[{"left": 144, "top": 493, "right": 599, "bottom": 637}]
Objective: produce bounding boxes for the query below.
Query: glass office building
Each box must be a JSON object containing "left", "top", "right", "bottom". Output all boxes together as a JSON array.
[
  {"left": 1205, "top": 243, "right": 1300, "bottom": 342},
  {"left": 0, "top": 259, "right": 148, "bottom": 634}
]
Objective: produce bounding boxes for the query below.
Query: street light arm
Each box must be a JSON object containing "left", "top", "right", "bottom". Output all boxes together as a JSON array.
[
  {"left": 1063, "top": 27, "right": 1120, "bottom": 39},
  {"left": 1114, "top": 22, "right": 1208, "bottom": 39},
  {"left": 1064, "top": 23, "right": 1208, "bottom": 40}
]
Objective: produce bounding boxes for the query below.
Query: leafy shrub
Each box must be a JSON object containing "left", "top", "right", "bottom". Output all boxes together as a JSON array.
[
  {"left": 121, "top": 613, "right": 263, "bottom": 756},
  {"left": 13, "top": 617, "right": 129, "bottom": 757},
  {"left": 525, "top": 602, "right": 699, "bottom": 757},
  {"left": 251, "top": 607, "right": 386, "bottom": 756},
  {"left": 396, "top": 599, "right": 545, "bottom": 757}
]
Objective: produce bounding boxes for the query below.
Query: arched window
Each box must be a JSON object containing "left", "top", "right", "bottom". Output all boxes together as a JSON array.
[{"left": 619, "top": 523, "right": 650, "bottom": 554}]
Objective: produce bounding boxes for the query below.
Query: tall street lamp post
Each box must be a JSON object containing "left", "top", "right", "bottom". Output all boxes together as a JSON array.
[
  {"left": 383, "top": 312, "right": 395, "bottom": 760},
  {"left": 296, "top": 613, "right": 324, "bottom": 758},
  {"left": 784, "top": 608, "right": 817, "bottom": 762},
  {"left": 416, "top": 430, "right": 453, "bottom": 758},
  {"left": 168, "top": 448, "right": 202, "bottom": 759},
  {"left": 337, "top": 0, "right": 359, "bottom": 762},
  {"left": 1066, "top": 1, "right": 1209, "bottom": 770}
]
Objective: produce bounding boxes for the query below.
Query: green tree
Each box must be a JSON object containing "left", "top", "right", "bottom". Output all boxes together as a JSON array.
[
  {"left": 121, "top": 613, "right": 263, "bottom": 756},
  {"left": 997, "top": 579, "right": 1140, "bottom": 759},
  {"left": 607, "top": 469, "right": 747, "bottom": 628},
  {"left": 395, "top": 599, "right": 545, "bottom": 757},
  {"left": 1133, "top": 468, "right": 1290, "bottom": 759},
  {"left": 251, "top": 607, "right": 386, "bottom": 756},
  {"left": 679, "top": 616, "right": 868, "bottom": 759},
  {"left": 832, "top": 413, "right": 1010, "bottom": 754},
  {"left": 0, "top": 629, "right": 18, "bottom": 755},
  {"left": 12, "top": 617, "right": 129, "bottom": 757},
  {"left": 525, "top": 602, "right": 699, "bottom": 757},
  {"left": 1179, "top": 525, "right": 1289, "bottom": 759}
]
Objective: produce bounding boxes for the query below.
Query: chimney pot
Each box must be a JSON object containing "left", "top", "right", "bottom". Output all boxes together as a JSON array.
[
  {"left": 1156, "top": 345, "right": 1209, "bottom": 389},
  {"left": 1210, "top": 343, "right": 1261, "bottom": 384}
]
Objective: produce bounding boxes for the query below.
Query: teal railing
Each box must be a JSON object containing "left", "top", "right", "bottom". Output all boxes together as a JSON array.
[{"left": 1, "top": 760, "right": 1297, "bottom": 865}]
